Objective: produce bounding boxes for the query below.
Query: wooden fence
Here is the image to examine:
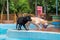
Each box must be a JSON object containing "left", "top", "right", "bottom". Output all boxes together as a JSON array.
[
  {"left": 0, "top": 13, "right": 35, "bottom": 23},
  {"left": 0, "top": 14, "right": 16, "bottom": 23}
]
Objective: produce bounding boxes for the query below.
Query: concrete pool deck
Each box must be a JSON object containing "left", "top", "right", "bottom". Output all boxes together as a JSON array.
[
  {"left": 39, "top": 27, "right": 60, "bottom": 32},
  {"left": 0, "top": 23, "right": 60, "bottom": 32}
]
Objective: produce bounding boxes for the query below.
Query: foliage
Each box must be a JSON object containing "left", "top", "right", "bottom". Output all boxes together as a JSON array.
[
  {"left": 0, "top": 0, "right": 60, "bottom": 14},
  {"left": 9, "top": 0, "right": 16, "bottom": 13},
  {"left": 9, "top": 0, "right": 31, "bottom": 13}
]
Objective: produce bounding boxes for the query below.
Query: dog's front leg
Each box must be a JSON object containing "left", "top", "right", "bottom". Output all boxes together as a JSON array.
[
  {"left": 23, "top": 24, "right": 28, "bottom": 30},
  {"left": 26, "top": 22, "right": 30, "bottom": 30}
]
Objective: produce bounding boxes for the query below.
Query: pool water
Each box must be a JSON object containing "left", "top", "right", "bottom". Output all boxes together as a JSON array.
[{"left": 0, "top": 24, "right": 60, "bottom": 40}]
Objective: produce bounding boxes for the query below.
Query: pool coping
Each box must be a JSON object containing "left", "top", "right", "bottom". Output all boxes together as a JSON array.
[{"left": 8, "top": 29, "right": 60, "bottom": 34}]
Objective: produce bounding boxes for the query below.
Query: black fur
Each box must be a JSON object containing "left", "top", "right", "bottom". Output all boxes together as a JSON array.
[{"left": 16, "top": 16, "right": 32, "bottom": 30}]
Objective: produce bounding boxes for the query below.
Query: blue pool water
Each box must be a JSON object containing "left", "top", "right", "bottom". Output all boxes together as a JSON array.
[
  {"left": 0, "top": 24, "right": 60, "bottom": 40},
  {"left": 52, "top": 22, "right": 60, "bottom": 28}
]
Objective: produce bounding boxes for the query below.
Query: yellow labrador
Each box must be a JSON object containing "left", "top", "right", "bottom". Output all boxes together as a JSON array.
[{"left": 26, "top": 17, "right": 48, "bottom": 30}]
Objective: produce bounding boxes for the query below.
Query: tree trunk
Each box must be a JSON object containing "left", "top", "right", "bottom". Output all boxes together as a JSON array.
[{"left": 1, "top": 0, "right": 5, "bottom": 23}]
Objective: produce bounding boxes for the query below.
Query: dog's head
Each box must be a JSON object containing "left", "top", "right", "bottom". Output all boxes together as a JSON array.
[{"left": 25, "top": 16, "right": 32, "bottom": 21}]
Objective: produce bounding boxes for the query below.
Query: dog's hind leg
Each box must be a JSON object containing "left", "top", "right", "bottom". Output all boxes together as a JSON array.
[
  {"left": 19, "top": 25, "right": 22, "bottom": 30},
  {"left": 16, "top": 23, "right": 18, "bottom": 30}
]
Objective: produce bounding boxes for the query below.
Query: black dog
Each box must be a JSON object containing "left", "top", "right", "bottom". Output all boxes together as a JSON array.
[{"left": 16, "top": 16, "right": 32, "bottom": 30}]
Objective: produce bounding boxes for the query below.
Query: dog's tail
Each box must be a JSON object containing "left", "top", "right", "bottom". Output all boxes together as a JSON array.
[{"left": 16, "top": 12, "right": 18, "bottom": 18}]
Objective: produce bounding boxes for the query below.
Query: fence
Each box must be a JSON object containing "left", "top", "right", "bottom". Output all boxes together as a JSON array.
[
  {"left": 0, "top": 14, "right": 16, "bottom": 23},
  {"left": 0, "top": 13, "right": 35, "bottom": 23}
]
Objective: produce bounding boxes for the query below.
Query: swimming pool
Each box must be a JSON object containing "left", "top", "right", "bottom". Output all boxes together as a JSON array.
[{"left": 0, "top": 24, "right": 60, "bottom": 40}]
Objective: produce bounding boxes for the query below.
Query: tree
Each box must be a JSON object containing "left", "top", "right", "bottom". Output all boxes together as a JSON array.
[{"left": 0, "top": 0, "right": 60, "bottom": 14}]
